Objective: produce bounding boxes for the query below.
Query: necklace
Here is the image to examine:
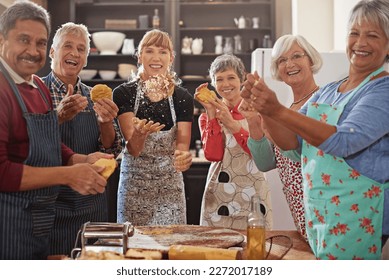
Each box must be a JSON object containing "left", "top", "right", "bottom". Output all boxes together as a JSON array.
[{"left": 291, "top": 85, "right": 319, "bottom": 105}]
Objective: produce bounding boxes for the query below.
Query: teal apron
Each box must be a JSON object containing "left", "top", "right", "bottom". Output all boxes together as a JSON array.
[{"left": 302, "top": 66, "right": 389, "bottom": 259}]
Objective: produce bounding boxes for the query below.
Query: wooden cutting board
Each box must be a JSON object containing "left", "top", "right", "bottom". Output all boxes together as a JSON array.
[{"left": 126, "top": 225, "right": 244, "bottom": 253}]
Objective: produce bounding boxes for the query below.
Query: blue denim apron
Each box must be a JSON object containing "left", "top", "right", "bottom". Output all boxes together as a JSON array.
[{"left": 0, "top": 62, "right": 61, "bottom": 259}]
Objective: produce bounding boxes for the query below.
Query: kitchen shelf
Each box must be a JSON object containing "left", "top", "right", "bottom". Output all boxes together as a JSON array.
[{"left": 176, "top": 0, "right": 275, "bottom": 78}]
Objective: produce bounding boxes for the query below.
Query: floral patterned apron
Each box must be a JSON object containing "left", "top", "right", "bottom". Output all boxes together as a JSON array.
[
  {"left": 200, "top": 118, "right": 273, "bottom": 230},
  {"left": 302, "top": 67, "right": 389, "bottom": 259}
]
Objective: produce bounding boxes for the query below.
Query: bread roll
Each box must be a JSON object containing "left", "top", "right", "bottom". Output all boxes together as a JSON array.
[
  {"left": 90, "top": 84, "right": 112, "bottom": 102},
  {"left": 195, "top": 87, "right": 217, "bottom": 103},
  {"left": 93, "top": 158, "right": 117, "bottom": 180}
]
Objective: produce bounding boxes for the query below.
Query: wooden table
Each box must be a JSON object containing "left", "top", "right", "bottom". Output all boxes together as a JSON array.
[
  {"left": 49, "top": 228, "right": 316, "bottom": 260},
  {"left": 237, "top": 230, "right": 316, "bottom": 260}
]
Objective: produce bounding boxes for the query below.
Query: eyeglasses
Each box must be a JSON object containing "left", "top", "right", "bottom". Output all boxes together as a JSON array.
[{"left": 277, "top": 52, "right": 307, "bottom": 67}]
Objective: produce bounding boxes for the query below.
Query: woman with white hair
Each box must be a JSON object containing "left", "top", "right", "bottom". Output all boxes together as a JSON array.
[
  {"left": 241, "top": 0, "right": 389, "bottom": 259},
  {"left": 239, "top": 34, "right": 322, "bottom": 241}
]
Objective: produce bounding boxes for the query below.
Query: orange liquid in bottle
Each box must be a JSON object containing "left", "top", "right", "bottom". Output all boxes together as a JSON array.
[{"left": 247, "top": 226, "right": 266, "bottom": 260}]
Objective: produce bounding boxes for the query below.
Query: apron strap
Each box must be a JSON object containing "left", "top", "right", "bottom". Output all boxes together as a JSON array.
[
  {"left": 339, "top": 66, "right": 385, "bottom": 106},
  {"left": 0, "top": 61, "right": 50, "bottom": 113}
]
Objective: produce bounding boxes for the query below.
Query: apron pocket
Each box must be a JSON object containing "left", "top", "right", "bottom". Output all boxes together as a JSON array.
[{"left": 31, "top": 194, "right": 57, "bottom": 237}]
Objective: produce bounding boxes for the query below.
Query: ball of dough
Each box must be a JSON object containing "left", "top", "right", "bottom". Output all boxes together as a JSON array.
[
  {"left": 90, "top": 84, "right": 112, "bottom": 102},
  {"left": 195, "top": 87, "right": 217, "bottom": 103},
  {"left": 93, "top": 158, "right": 117, "bottom": 180}
]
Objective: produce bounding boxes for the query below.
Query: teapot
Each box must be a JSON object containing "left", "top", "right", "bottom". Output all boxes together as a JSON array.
[
  {"left": 191, "top": 38, "right": 203, "bottom": 55},
  {"left": 234, "top": 15, "right": 251, "bottom": 29}
]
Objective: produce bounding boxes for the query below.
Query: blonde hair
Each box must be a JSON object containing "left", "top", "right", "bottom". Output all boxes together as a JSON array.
[{"left": 134, "top": 29, "right": 180, "bottom": 84}]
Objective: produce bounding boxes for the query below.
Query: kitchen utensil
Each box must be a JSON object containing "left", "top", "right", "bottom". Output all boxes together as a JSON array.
[{"left": 71, "top": 222, "right": 134, "bottom": 259}]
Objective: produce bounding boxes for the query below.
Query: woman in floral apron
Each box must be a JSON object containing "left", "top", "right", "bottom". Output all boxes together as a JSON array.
[
  {"left": 113, "top": 30, "right": 193, "bottom": 226},
  {"left": 196, "top": 54, "right": 272, "bottom": 230},
  {"left": 241, "top": 0, "right": 389, "bottom": 259}
]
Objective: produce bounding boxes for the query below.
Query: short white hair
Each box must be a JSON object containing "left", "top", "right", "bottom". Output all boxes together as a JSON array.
[{"left": 270, "top": 34, "right": 323, "bottom": 81}]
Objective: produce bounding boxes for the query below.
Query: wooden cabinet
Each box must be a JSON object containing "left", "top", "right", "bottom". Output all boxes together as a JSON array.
[
  {"left": 56, "top": 0, "right": 275, "bottom": 91},
  {"left": 68, "top": 0, "right": 171, "bottom": 89},
  {"left": 183, "top": 161, "right": 210, "bottom": 225},
  {"left": 176, "top": 0, "right": 275, "bottom": 95}
]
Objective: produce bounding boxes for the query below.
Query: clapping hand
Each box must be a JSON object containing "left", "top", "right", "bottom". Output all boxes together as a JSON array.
[{"left": 57, "top": 84, "right": 88, "bottom": 124}]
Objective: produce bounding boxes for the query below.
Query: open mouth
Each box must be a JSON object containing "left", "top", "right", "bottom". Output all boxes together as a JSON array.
[
  {"left": 65, "top": 59, "right": 78, "bottom": 66},
  {"left": 287, "top": 70, "right": 300, "bottom": 76}
]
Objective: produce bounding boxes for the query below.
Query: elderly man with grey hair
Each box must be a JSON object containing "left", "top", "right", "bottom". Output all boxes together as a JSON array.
[
  {"left": 42, "top": 22, "right": 123, "bottom": 256},
  {"left": 0, "top": 1, "right": 112, "bottom": 260}
]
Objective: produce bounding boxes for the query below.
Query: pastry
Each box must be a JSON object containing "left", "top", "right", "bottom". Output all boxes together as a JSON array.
[
  {"left": 93, "top": 158, "right": 117, "bottom": 180},
  {"left": 90, "top": 84, "right": 112, "bottom": 102},
  {"left": 195, "top": 87, "right": 217, "bottom": 103}
]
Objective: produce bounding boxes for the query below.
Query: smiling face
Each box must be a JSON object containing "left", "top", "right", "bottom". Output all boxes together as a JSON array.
[
  {"left": 214, "top": 68, "right": 242, "bottom": 105},
  {"left": 0, "top": 19, "right": 48, "bottom": 80},
  {"left": 347, "top": 20, "right": 389, "bottom": 74},
  {"left": 276, "top": 42, "right": 313, "bottom": 88},
  {"left": 50, "top": 33, "right": 88, "bottom": 85},
  {"left": 139, "top": 44, "right": 173, "bottom": 79}
]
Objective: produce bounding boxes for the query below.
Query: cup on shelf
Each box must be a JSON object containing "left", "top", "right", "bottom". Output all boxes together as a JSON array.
[{"left": 252, "top": 17, "right": 260, "bottom": 29}]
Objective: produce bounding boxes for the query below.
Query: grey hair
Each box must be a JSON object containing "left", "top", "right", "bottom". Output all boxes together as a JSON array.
[
  {"left": 209, "top": 54, "right": 246, "bottom": 87},
  {"left": 50, "top": 22, "right": 91, "bottom": 69},
  {"left": 348, "top": 0, "right": 389, "bottom": 62},
  {"left": 270, "top": 34, "right": 322, "bottom": 81},
  {"left": 0, "top": 0, "right": 51, "bottom": 37}
]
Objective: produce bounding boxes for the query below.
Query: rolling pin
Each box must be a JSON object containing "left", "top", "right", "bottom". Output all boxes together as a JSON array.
[{"left": 168, "top": 245, "right": 242, "bottom": 260}]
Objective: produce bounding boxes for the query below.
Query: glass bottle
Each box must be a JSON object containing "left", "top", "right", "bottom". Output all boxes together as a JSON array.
[
  {"left": 246, "top": 195, "right": 266, "bottom": 260},
  {"left": 152, "top": 9, "right": 160, "bottom": 29}
]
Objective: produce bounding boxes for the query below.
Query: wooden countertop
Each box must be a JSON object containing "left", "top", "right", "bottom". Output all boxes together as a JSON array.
[
  {"left": 237, "top": 230, "right": 316, "bottom": 260},
  {"left": 264, "top": 230, "right": 315, "bottom": 260}
]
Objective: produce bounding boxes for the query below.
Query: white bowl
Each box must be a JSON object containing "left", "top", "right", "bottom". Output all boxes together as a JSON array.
[
  {"left": 118, "top": 63, "right": 137, "bottom": 79},
  {"left": 92, "top": 31, "right": 126, "bottom": 55},
  {"left": 99, "top": 70, "right": 117, "bottom": 80},
  {"left": 79, "top": 69, "right": 97, "bottom": 80}
]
